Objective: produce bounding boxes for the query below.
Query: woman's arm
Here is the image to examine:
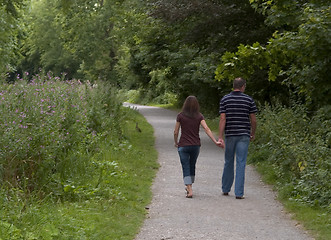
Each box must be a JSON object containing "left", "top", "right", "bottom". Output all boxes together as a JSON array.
[
  {"left": 200, "top": 120, "right": 222, "bottom": 147},
  {"left": 174, "top": 121, "right": 180, "bottom": 147}
]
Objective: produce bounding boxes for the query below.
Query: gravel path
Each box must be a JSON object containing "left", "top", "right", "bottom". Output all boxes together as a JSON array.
[{"left": 125, "top": 103, "right": 313, "bottom": 240}]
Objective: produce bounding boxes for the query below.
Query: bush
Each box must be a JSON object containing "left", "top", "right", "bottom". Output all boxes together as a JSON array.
[{"left": 248, "top": 103, "right": 331, "bottom": 208}]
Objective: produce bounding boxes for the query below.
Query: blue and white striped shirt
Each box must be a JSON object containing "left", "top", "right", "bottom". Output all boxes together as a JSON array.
[{"left": 219, "top": 91, "right": 257, "bottom": 137}]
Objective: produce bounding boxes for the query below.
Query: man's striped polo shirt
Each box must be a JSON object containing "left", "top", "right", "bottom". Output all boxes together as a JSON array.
[{"left": 219, "top": 91, "right": 257, "bottom": 137}]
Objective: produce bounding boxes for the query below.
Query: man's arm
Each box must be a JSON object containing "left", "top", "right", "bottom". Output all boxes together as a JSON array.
[
  {"left": 250, "top": 113, "right": 257, "bottom": 141},
  {"left": 218, "top": 113, "right": 226, "bottom": 147}
]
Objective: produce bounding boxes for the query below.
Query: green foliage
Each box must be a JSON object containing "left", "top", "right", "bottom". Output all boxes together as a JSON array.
[
  {"left": 214, "top": 42, "right": 291, "bottom": 105},
  {"left": 148, "top": 0, "right": 271, "bottom": 50},
  {"left": 3, "top": 0, "right": 272, "bottom": 113},
  {"left": 216, "top": 1, "right": 331, "bottom": 108},
  {"left": 215, "top": 42, "right": 268, "bottom": 81},
  {"left": 18, "top": 0, "right": 126, "bottom": 81},
  {"left": 0, "top": 220, "right": 23, "bottom": 240},
  {"left": 251, "top": 159, "right": 331, "bottom": 240},
  {"left": 267, "top": 4, "right": 331, "bottom": 107},
  {"left": 249, "top": 0, "right": 304, "bottom": 28},
  {"left": 0, "top": 72, "right": 158, "bottom": 239},
  {"left": 248, "top": 103, "right": 331, "bottom": 208},
  {"left": 0, "top": 0, "right": 25, "bottom": 76},
  {"left": 0, "top": 109, "right": 158, "bottom": 239},
  {"left": 118, "top": 0, "right": 271, "bottom": 113}
]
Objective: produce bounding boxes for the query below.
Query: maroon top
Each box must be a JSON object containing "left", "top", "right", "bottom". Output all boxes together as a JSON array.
[{"left": 176, "top": 112, "right": 204, "bottom": 147}]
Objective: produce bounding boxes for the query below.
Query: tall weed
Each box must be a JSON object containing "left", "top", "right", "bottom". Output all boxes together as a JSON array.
[
  {"left": 0, "top": 73, "right": 125, "bottom": 200},
  {"left": 0, "top": 106, "right": 158, "bottom": 240}
]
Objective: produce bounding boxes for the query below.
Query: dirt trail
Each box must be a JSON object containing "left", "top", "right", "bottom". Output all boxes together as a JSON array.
[{"left": 125, "top": 103, "right": 313, "bottom": 240}]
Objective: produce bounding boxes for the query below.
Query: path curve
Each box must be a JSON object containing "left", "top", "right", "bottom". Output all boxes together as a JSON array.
[{"left": 125, "top": 103, "right": 313, "bottom": 240}]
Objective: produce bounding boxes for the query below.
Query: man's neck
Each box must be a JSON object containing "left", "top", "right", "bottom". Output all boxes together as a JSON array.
[{"left": 233, "top": 86, "right": 245, "bottom": 92}]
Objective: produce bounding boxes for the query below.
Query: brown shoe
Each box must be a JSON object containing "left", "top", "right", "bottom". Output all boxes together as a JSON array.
[
  {"left": 223, "top": 192, "right": 229, "bottom": 196},
  {"left": 235, "top": 196, "right": 245, "bottom": 199}
]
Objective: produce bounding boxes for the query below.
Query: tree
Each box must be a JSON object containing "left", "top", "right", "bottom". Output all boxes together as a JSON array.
[
  {"left": 216, "top": 0, "right": 331, "bottom": 108},
  {"left": 0, "top": 0, "right": 25, "bottom": 79},
  {"left": 18, "top": 0, "right": 124, "bottom": 81},
  {"left": 123, "top": 0, "right": 272, "bottom": 112}
]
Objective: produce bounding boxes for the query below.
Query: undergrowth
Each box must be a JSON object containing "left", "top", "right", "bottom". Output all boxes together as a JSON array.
[
  {"left": 248, "top": 103, "right": 331, "bottom": 240},
  {"left": 0, "top": 111, "right": 158, "bottom": 239},
  {"left": 0, "top": 74, "right": 158, "bottom": 239}
]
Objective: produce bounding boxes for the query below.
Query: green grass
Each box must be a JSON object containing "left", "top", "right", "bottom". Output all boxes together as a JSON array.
[
  {"left": 282, "top": 200, "right": 331, "bottom": 240},
  {"left": 205, "top": 117, "right": 220, "bottom": 132},
  {"left": 252, "top": 160, "right": 331, "bottom": 240},
  {"left": 0, "top": 109, "right": 159, "bottom": 240},
  {"left": 150, "top": 103, "right": 178, "bottom": 110}
]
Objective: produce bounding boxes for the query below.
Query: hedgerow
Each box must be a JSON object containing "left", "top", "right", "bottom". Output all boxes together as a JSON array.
[{"left": 249, "top": 103, "right": 331, "bottom": 209}]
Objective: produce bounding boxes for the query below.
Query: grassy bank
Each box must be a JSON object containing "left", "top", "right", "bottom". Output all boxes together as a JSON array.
[
  {"left": 0, "top": 109, "right": 158, "bottom": 239},
  {"left": 0, "top": 76, "right": 158, "bottom": 239},
  {"left": 253, "top": 161, "right": 330, "bottom": 240}
]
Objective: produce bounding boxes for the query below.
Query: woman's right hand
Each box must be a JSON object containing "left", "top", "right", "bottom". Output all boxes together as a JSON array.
[{"left": 217, "top": 138, "right": 225, "bottom": 148}]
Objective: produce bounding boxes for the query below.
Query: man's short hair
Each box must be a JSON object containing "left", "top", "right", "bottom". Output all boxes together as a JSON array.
[{"left": 233, "top": 77, "right": 246, "bottom": 89}]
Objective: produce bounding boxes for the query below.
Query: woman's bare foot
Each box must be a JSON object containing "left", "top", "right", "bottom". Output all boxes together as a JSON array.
[{"left": 185, "top": 184, "right": 193, "bottom": 198}]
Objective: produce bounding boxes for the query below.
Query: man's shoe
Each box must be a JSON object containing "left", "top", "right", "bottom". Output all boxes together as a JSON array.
[
  {"left": 223, "top": 192, "right": 229, "bottom": 196},
  {"left": 235, "top": 196, "right": 245, "bottom": 199}
]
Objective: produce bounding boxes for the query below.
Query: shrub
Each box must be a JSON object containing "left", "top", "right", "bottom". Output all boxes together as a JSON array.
[{"left": 249, "top": 103, "right": 331, "bottom": 208}]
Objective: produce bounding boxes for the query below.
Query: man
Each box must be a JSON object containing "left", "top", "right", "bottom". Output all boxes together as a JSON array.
[{"left": 218, "top": 77, "right": 257, "bottom": 199}]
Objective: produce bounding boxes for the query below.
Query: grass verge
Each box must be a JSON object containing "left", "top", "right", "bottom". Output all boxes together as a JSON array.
[
  {"left": 0, "top": 109, "right": 158, "bottom": 240},
  {"left": 253, "top": 161, "right": 331, "bottom": 240}
]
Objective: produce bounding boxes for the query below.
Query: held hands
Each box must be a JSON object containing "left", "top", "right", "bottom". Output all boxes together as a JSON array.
[
  {"left": 215, "top": 138, "right": 225, "bottom": 148},
  {"left": 216, "top": 138, "right": 225, "bottom": 148},
  {"left": 216, "top": 141, "right": 224, "bottom": 148}
]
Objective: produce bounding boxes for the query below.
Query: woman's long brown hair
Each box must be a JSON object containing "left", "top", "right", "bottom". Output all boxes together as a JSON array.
[{"left": 182, "top": 96, "right": 200, "bottom": 118}]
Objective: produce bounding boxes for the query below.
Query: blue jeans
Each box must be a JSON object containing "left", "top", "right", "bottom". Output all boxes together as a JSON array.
[
  {"left": 178, "top": 146, "right": 200, "bottom": 185},
  {"left": 222, "top": 135, "right": 250, "bottom": 197}
]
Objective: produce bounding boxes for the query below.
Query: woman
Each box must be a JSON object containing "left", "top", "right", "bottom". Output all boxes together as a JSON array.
[{"left": 174, "top": 96, "right": 221, "bottom": 198}]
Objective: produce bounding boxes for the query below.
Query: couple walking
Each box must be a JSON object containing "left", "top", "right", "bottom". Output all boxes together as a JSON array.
[{"left": 174, "top": 77, "right": 257, "bottom": 199}]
